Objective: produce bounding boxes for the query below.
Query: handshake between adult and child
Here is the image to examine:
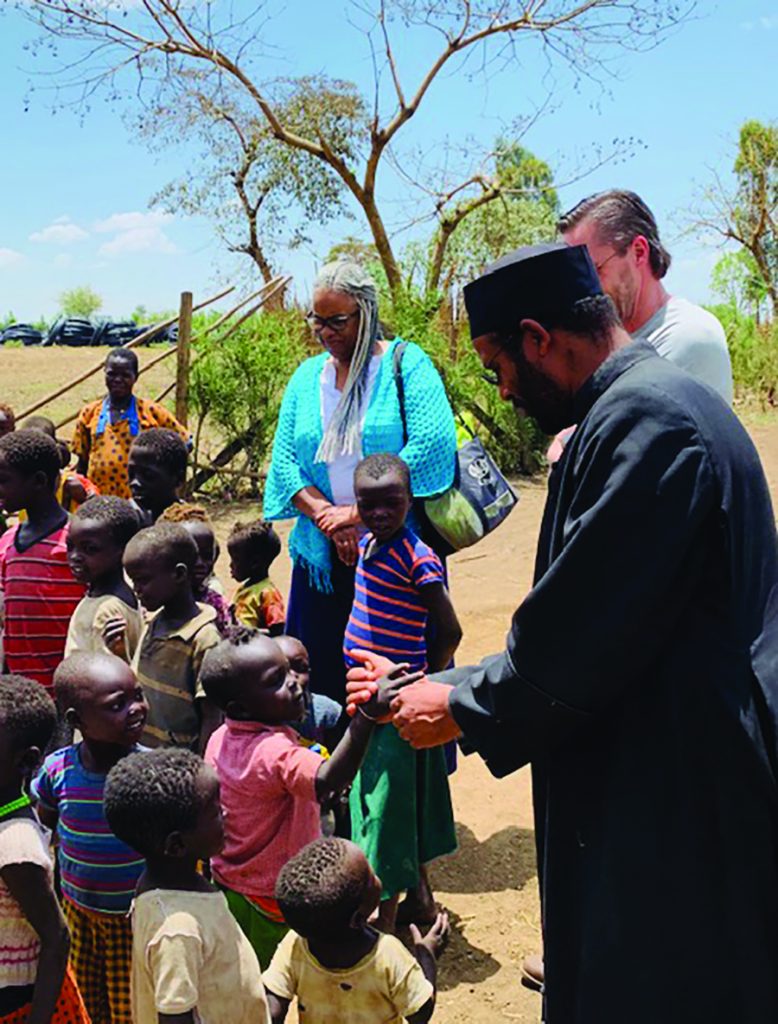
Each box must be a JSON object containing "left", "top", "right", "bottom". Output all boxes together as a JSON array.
[{"left": 345, "top": 649, "right": 463, "bottom": 749}]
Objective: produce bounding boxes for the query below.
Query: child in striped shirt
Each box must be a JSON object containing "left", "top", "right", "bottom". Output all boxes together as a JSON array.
[
  {"left": 0, "top": 431, "right": 85, "bottom": 691},
  {"left": 0, "top": 674, "right": 90, "bottom": 1024},
  {"left": 344, "top": 454, "right": 462, "bottom": 934},
  {"left": 32, "top": 652, "right": 148, "bottom": 1024}
]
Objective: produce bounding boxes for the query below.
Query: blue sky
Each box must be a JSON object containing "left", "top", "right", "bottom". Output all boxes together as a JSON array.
[{"left": 0, "top": 1, "right": 775, "bottom": 321}]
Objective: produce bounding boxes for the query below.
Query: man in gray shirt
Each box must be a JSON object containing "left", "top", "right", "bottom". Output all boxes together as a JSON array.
[{"left": 559, "top": 190, "right": 733, "bottom": 404}]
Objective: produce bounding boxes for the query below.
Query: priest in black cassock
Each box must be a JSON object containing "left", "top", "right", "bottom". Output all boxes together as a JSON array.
[{"left": 349, "top": 243, "right": 778, "bottom": 1022}]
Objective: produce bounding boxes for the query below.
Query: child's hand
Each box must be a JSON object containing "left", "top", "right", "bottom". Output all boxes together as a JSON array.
[
  {"left": 345, "top": 650, "right": 396, "bottom": 716},
  {"left": 410, "top": 911, "right": 449, "bottom": 959},
  {"left": 101, "top": 616, "right": 127, "bottom": 656},
  {"left": 361, "top": 665, "right": 425, "bottom": 722}
]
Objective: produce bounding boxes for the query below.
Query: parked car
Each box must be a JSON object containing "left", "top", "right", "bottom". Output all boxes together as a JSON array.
[
  {"left": 44, "top": 318, "right": 96, "bottom": 347},
  {"left": 0, "top": 323, "right": 44, "bottom": 346},
  {"left": 92, "top": 321, "right": 145, "bottom": 347}
]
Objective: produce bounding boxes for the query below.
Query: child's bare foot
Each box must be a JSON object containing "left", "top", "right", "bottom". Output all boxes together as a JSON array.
[{"left": 397, "top": 866, "right": 437, "bottom": 925}]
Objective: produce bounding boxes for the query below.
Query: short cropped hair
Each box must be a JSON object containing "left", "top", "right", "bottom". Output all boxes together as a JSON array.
[
  {"left": 199, "top": 627, "right": 267, "bottom": 711},
  {"left": 557, "top": 189, "right": 671, "bottom": 279},
  {"left": 105, "top": 348, "right": 139, "bottom": 375},
  {"left": 227, "top": 519, "right": 281, "bottom": 566},
  {"left": 74, "top": 495, "right": 141, "bottom": 548},
  {"left": 159, "top": 502, "right": 210, "bottom": 524},
  {"left": 0, "top": 674, "right": 57, "bottom": 753},
  {"left": 104, "top": 748, "right": 206, "bottom": 856},
  {"left": 354, "top": 453, "right": 411, "bottom": 494},
  {"left": 130, "top": 428, "right": 188, "bottom": 481},
  {"left": 21, "top": 415, "right": 56, "bottom": 437},
  {"left": 53, "top": 651, "right": 130, "bottom": 713},
  {"left": 0, "top": 403, "right": 15, "bottom": 430},
  {"left": 125, "top": 522, "right": 198, "bottom": 572},
  {"left": 0, "top": 430, "right": 61, "bottom": 487},
  {"left": 276, "top": 838, "right": 368, "bottom": 937}
]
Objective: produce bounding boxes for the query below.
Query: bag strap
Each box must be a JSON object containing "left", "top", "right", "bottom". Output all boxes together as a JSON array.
[{"left": 392, "top": 340, "right": 409, "bottom": 445}]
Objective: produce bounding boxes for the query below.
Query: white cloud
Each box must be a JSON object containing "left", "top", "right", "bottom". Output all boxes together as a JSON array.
[
  {"left": 94, "top": 211, "right": 172, "bottom": 234},
  {"left": 94, "top": 210, "right": 177, "bottom": 257},
  {"left": 53, "top": 253, "right": 75, "bottom": 269},
  {"left": 0, "top": 248, "right": 23, "bottom": 269},
  {"left": 741, "top": 14, "right": 778, "bottom": 30},
  {"left": 29, "top": 217, "right": 89, "bottom": 245}
]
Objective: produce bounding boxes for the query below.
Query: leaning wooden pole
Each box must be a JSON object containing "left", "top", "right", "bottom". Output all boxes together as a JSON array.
[
  {"left": 17, "top": 284, "right": 235, "bottom": 421},
  {"left": 175, "top": 292, "right": 193, "bottom": 427}
]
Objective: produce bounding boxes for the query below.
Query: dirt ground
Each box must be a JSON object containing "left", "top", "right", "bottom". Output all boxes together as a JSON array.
[{"left": 2, "top": 346, "right": 777, "bottom": 1022}]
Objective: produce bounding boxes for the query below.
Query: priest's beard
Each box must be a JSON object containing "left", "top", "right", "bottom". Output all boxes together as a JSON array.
[{"left": 509, "top": 341, "right": 576, "bottom": 436}]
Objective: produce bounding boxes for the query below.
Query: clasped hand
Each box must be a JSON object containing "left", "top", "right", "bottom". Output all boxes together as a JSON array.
[{"left": 346, "top": 649, "right": 462, "bottom": 749}]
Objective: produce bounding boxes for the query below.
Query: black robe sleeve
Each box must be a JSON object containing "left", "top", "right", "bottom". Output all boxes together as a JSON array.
[{"left": 445, "top": 390, "right": 717, "bottom": 778}]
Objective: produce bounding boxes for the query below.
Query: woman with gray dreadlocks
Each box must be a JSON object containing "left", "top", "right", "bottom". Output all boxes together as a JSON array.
[{"left": 263, "top": 260, "right": 456, "bottom": 704}]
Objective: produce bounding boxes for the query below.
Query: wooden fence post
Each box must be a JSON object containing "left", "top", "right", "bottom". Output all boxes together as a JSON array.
[{"left": 175, "top": 291, "right": 193, "bottom": 427}]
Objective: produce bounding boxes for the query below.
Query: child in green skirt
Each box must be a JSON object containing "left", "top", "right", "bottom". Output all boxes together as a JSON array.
[{"left": 344, "top": 454, "right": 462, "bottom": 933}]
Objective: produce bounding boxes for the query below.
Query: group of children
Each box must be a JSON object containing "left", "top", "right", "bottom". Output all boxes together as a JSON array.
[{"left": 0, "top": 411, "right": 461, "bottom": 1023}]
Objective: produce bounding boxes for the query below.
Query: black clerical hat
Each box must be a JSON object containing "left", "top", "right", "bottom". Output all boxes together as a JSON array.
[{"left": 463, "top": 242, "right": 602, "bottom": 339}]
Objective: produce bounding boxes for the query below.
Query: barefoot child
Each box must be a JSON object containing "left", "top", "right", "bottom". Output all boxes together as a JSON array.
[
  {"left": 65, "top": 495, "right": 144, "bottom": 662},
  {"left": 227, "top": 520, "right": 285, "bottom": 634},
  {"left": 265, "top": 837, "right": 448, "bottom": 1024},
  {"left": 123, "top": 523, "right": 222, "bottom": 753},
  {"left": 104, "top": 748, "right": 271, "bottom": 1024},
  {"left": 201, "top": 630, "right": 420, "bottom": 968},
  {"left": 345, "top": 454, "right": 462, "bottom": 933},
  {"left": 30, "top": 652, "right": 147, "bottom": 1024},
  {"left": 0, "top": 431, "right": 85, "bottom": 691},
  {"left": 0, "top": 674, "right": 90, "bottom": 1024}
]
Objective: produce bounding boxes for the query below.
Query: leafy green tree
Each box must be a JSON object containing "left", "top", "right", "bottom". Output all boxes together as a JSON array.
[
  {"left": 693, "top": 119, "right": 776, "bottom": 318},
  {"left": 59, "top": 286, "right": 102, "bottom": 319},
  {"left": 23, "top": 0, "right": 690, "bottom": 301},
  {"left": 711, "top": 250, "right": 769, "bottom": 323},
  {"left": 426, "top": 140, "right": 559, "bottom": 295}
]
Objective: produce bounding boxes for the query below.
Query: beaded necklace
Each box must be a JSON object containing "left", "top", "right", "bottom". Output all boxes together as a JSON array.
[{"left": 0, "top": 794, "right": 31, "bottom": 821}]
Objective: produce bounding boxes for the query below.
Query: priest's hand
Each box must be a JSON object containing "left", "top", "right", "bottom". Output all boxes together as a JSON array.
[{"left": 391, "top": 681, "right": 462, "bottom": 749}]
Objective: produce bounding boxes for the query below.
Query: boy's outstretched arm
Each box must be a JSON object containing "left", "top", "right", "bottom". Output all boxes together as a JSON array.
[
  {"left": 265, "top": 991, "right": 290, "bottom": 1023},
  {"left": 407, "top": 912, "right": 449, "bottom": 1024},
  {"left": 315, "top": 666, "right": 423, "bottom": 803},
  {"left": 418, "top": 583, "right": 463, "bottom": 673}
]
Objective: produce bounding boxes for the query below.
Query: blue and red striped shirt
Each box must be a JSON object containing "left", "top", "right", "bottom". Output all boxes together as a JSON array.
[
  {"left": 344, "top": 526, "right": 445, "bottom": 673},
  {"left": 32, "top": 744, "right": 145, "bottom": 915},
  {"left": 0, "top": 522, "right": 84, "bottom": 690}
]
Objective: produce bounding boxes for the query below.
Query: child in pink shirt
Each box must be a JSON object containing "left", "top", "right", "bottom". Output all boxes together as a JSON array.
[{"left": 201, "top": 628, "right": 418, "bottom": 969}]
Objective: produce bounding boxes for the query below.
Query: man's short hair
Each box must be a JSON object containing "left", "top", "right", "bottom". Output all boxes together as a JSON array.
[
  {"left": 104, "top": 748, "right": 206, "bottom": 856},
  {"left": 0, "top": 674, "right": 58, "bottom": 753},
  {"left": 557, "top": 190, "right": 671, "bottom": 279},
  {"left": 540, "top": 294, "right": 621, "bottom": 345},
  {"left": 0, "top": 430, "right": 61, "bottom": 486},
  {"left": 74, "top": 495, "right": 141, "bottom": 548},
  {"left": 275, "top": 838, "right": 369, "bottom": 938},
  {"left": 354, "top": 453, "right": 411, "bottom": 494},
  {"left": 105, "top": 348, "right": 139, "bottom": 375},
  {"left": 125, "top": 521, "right": 198, "bottom": 572},
  {"left": 130, "top": 428, "right": 188, "bottom": 481}
]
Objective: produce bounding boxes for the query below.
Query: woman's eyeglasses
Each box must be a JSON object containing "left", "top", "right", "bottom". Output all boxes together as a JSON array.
[{"left": 305, "top": 311, "right": 359, "bottom": 333}]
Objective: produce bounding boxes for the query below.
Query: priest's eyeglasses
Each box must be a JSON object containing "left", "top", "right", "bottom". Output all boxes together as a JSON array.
[
  {"left": 306, "top": 312, "right": 359, "bottom": 333},
  {"left": 481, "top": 368, "right": 500, "bottom": 387}
]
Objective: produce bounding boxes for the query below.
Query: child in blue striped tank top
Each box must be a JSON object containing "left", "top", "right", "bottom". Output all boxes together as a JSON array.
[{"left": 344, "top": 454, "right": 462, "bottom": 933}]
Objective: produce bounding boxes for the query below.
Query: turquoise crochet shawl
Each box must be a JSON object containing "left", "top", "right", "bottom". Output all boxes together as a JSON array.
[{"left": 263, "top": 338, "right": 457, "bottom": 591}]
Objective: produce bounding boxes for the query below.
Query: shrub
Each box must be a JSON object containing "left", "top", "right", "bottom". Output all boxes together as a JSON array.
[
  {"left": 708, "top": 303, "right": 778, "bottom": 407},
  {"left": 188, "top": 310, "right": 310, "bottom": 495}
]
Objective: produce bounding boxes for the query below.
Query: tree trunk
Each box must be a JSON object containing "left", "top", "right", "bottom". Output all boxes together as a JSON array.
[{"left": 362, "top": 193, "right": 402, "bottom": 299}]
